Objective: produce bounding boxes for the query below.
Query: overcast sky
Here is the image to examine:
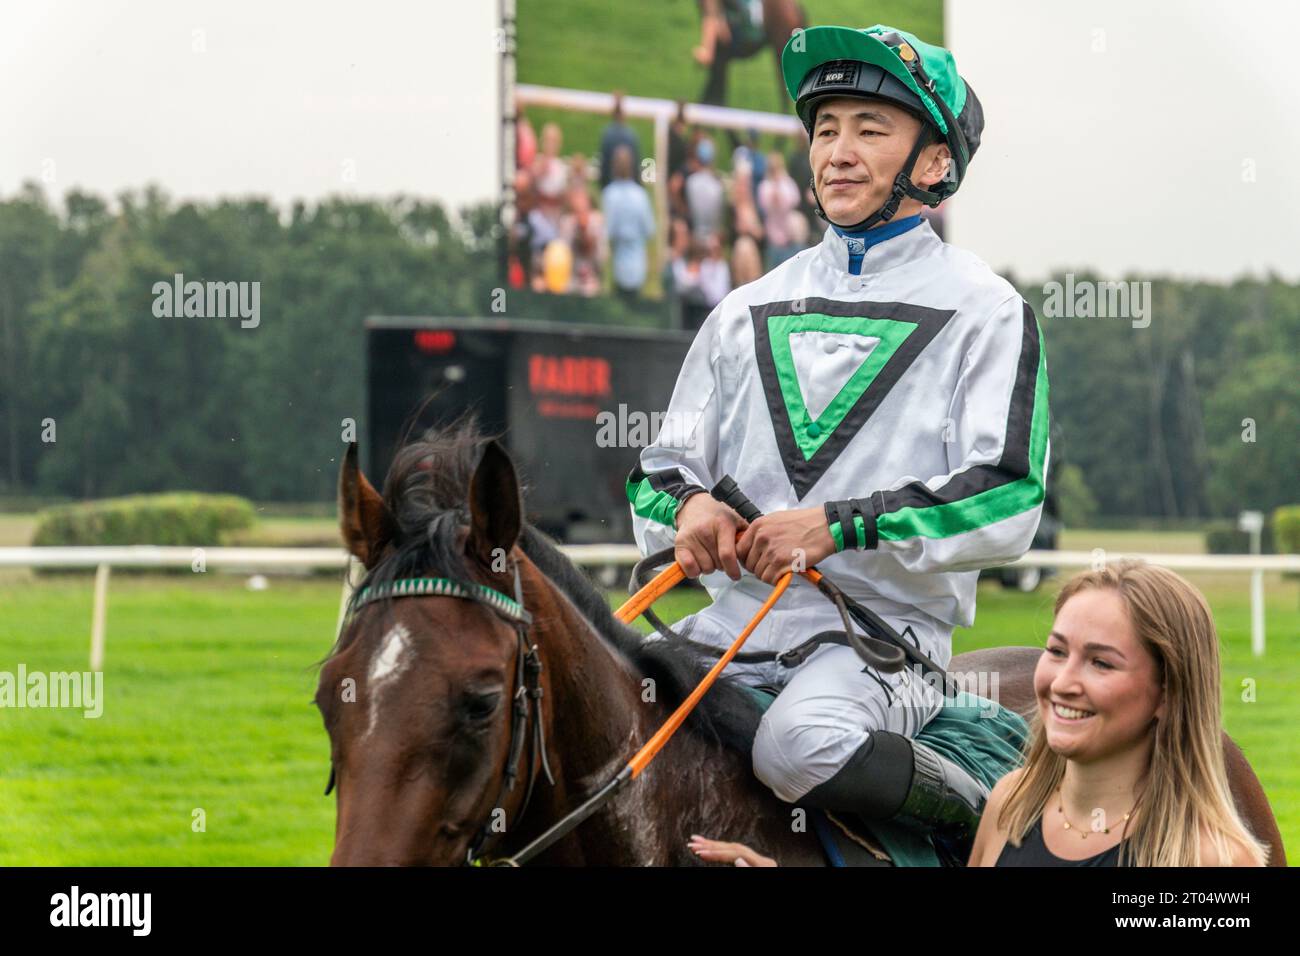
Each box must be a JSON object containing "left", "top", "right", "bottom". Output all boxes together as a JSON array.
[
  {"left": 3, "top": 0, "right": 1295, "bottom": 281},
  {"left": 947, "top": 0, "right": 1299, "bottom": 281},
  {"left": 0, "top": 0, "right": 502, "bottom": 216}
]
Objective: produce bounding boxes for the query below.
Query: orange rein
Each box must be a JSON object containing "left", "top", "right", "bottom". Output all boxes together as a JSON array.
[
  {"left": 613, "top": 562, "right": 793, "bottom": 778},
  {"left": 495, "top": 555, "right": 797, "bottom": 864}
]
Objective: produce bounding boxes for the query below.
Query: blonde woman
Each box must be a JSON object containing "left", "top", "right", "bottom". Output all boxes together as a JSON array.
[
  {"left": 690, "top": 560, "right": 1269, "bottom": 867},
  {"left": 971, "top": 559, "right": 1268, "bottom": 866}
]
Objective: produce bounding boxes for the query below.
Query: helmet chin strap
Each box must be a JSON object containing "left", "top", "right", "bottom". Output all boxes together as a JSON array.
[{"left": 810, "top": 127, "right": 944, "bottom": 232}]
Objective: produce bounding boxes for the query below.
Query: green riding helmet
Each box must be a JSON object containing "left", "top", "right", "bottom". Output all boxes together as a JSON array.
[{"left": 780, "top": 24, "right": 985, "bottom": 230}]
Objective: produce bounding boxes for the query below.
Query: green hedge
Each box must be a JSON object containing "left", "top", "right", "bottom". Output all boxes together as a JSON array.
[
  {"left": 1204, "top": 520, "right": 1275, "bottom": 555},
  {"left": 1274, "top": 505, "right": 1300, "bottom": 555},
  {"left": 32, "top": 493, "right": 256, "bottom": 547},
  {"left": 1055, "top": 463, "right": 1099, "bottom": 528}
]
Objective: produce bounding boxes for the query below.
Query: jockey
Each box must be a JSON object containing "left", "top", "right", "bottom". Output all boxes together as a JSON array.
[{"left": 626, "top": 24, "right": 1051, "bottom": 848}]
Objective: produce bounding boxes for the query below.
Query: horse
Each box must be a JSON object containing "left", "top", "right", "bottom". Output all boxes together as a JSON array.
[
  {"left": 317, "top": 421, "right": 1287, "bottom": 866},
  {"left": 697, "top": 0, "right": 806, "bottom": 110}
]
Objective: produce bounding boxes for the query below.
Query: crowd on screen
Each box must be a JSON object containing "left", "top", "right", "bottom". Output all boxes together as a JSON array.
[
  {"left": 506, "top": 93, "right": 817, "bottom": 327},
  {"left": 508, "top": 92, "right": 944, "bottom": 330}
]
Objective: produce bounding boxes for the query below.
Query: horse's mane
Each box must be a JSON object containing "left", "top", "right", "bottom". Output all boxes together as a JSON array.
[
  {"left": 517, "top": 522, "right": 764, "bottom": 754},
  {"left": 333, "top": 414, "right": 764, "bottom": 755}
]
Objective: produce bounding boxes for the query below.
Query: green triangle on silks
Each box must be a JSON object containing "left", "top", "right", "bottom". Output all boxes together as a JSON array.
[
  {"left": 749, "top": 299, "right": 957, "bottom": 499},
  {"left": 767, "top": 313, "right": 918, "bottom": 460}
]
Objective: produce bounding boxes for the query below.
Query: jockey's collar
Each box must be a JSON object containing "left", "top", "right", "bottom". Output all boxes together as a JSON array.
[{"left": 831, "top": 215, "right": 923, "bottom": 276}]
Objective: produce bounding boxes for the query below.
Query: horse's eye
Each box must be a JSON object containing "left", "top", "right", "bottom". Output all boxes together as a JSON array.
[{"left": 460, "top": 690, "right": 501, "bottom": 724}]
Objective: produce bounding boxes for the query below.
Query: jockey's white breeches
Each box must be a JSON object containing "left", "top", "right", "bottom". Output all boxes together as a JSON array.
[{"left": 671, "top": 590, "right": 951, "bottom": 803}]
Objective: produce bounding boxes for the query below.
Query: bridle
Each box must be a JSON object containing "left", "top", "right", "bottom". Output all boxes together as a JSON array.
[{"left": 329, "top": 559, "right": 554, "bottom": 866}]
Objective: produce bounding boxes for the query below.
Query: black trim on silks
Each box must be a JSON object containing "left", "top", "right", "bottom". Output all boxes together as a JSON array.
[
  {"left": 823, "top": 496, "right": 881, "bottom": 552},
  {"left": 822, "top": 501, "right": 841, "bottom": 549},
  {"left": 873, "top": 300, "right": 1041, "bottom": 518},
  {"left": 836, "top": 500, "right": 858, "bottom": 549},
  {"left": 750, "top": 299, "right": 957, "bottom": 498},
  {"left": 851, "top": 498, "right": 879, "bottom": 550},
  {"left": 799, "top": 730, "right": 914, "bottom": 819},
  {"left": 627, "top": 464, "right": 707, "bottom": 503}
]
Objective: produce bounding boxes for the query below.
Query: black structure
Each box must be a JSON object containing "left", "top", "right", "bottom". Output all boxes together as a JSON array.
[{"left": 366, "top": 316, "right": 694, "bottom": 543}]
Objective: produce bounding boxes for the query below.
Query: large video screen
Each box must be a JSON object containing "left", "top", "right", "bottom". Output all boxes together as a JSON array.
[{"left": 506, "top": 1, "right": 945, "bottom": 328}]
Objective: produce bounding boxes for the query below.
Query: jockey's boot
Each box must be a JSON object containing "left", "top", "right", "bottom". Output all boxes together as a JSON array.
[{"left": 799, "top": 730, "right": 990, "bottom": 851}]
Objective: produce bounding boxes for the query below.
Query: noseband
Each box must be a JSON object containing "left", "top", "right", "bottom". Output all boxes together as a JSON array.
[{"left": 331, "top": 560, "right": 555, "bottom": 865}]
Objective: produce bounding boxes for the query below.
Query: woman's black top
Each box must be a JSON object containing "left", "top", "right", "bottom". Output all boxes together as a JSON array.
[{"left": 996, "top": 816, "right": 1127, "bottom": 867}]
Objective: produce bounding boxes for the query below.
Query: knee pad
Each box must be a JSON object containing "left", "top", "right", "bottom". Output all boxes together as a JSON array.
[{"left": 798, "top": 730, "right": 915, "bottom": 819}]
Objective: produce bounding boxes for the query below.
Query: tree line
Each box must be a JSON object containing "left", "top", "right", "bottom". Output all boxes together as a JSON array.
[{"left": 0, "top": 184, "right": 1294, "bottom": 519}]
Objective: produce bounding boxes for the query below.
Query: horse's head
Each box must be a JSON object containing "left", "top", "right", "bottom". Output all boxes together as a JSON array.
[{"left": 318, "top": 426, "right": 543, "bottom": 866}]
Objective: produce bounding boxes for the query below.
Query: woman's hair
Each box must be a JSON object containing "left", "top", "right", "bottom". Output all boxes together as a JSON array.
[{"left": 997, "top": 559, "right": 1269, "bottom": 866}]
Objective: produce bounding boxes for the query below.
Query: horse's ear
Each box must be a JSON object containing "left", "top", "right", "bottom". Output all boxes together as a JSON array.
[
  {"left": 467, "top": 439, "right": 521, "bottom": 567},
  {"left": 339, "top": 442, "right": 396, "bottom": 569}
]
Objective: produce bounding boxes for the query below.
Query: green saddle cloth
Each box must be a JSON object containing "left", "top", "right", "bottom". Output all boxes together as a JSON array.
[{"left": 744, "top": 687, "right": 1029, "bottom": 867}]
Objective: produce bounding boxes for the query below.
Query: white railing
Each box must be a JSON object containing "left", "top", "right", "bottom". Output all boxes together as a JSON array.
[
  {"left": 0, "top": 545, "right": 644, "bottom": 670},
  {"left": 2, "top": 546, "right": 1294, "bottom": 667},
  {"left": 1012, "top": 550, "right": 1297, "bottom": 659}
]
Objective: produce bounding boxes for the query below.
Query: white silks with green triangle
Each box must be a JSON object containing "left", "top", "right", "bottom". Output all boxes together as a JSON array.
[{"left": 625, "top": 218, "right": 1050, "bottom": 660}]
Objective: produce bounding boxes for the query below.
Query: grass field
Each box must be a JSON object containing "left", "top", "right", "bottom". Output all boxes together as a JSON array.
[
  {"left": 518, "top": 0, "right": 942, "bottom": 144},
  {"left": 0, "top": 531, "right": 1295, "bottom": 865}
]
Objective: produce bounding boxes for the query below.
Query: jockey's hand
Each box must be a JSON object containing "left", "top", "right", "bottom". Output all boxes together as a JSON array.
[
  {"left": 673, "top": 492, "right": 749, "bottom": 580},
  {"left": 736, "top": 507, "right": 837, "bottom": 585},
  {"left": 688, "top": 834, "right": 778, "bottom": 867}
]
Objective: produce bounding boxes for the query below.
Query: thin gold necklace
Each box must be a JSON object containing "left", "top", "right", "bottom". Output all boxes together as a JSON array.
[{"left": 1055, "top": 787, "right": 1136, "bottom": 839}]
